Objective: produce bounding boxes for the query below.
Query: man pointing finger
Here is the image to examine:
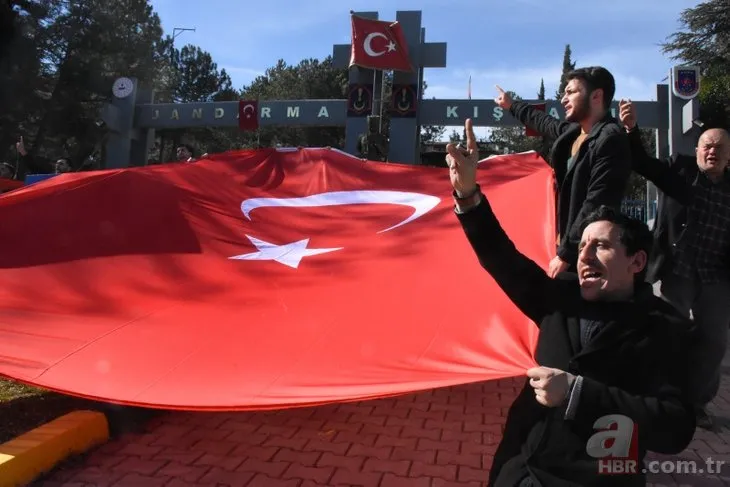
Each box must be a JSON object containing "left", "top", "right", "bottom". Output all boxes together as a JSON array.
[{"left": 446, "top": 118, "right": 480, "bottom": 203}]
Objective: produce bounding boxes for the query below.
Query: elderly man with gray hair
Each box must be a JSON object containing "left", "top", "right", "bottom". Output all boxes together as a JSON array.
[{"left": 620, "top": 99, "right": 730, "bottom": 430}]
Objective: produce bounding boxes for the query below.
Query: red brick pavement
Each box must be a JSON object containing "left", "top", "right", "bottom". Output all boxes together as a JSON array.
[
  {"left": 31, "top": 351, "right": 730, "bottom": 486},
  {"left": 32, "top": 377, "right": 520, "bottom": 486}
]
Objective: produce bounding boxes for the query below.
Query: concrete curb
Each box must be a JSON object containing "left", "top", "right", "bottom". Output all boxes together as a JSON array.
[{"left": 0, "top": 410, "right": 109, "bottom": 487}]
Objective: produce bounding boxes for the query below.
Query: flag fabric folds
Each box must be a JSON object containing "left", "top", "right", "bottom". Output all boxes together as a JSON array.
[
  {"left": 0, "top": 148, "right": 553, "bottom": 411},
  {"left": 349, "top": 15, "right": 413, "bottom": 72}
]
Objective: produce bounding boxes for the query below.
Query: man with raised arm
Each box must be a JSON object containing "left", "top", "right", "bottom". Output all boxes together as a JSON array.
[
  {"left": 619, "top": 99, "right": 730, "bottom": 430},
  {"left": 495, "top": 66, "right": 632, "bottom": 277},
  {"left": 446, "top": 119, "right": 695, "bottom": 486}
]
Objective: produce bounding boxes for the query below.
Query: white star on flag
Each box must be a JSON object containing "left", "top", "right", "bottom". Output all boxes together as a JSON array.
[{"left": 229, "top": 235, "right": 342, "bottom": 269}]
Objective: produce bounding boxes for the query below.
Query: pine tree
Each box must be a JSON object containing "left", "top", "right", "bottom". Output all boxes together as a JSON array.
[{"left": 555, "top": 45, "right": 576, "bottom": 100}]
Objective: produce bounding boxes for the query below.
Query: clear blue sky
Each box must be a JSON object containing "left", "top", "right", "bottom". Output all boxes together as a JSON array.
[{"left": 150, "top": 0, "right": 698, "bottom": 136}]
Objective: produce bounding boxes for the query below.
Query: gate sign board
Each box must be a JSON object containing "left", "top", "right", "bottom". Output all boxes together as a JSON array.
[
  {"left": 102, "top": 9, "right": 698, "bottom": 169},
  {"left": 135, "top": 99, "right": 666, "bottom": 131},
  {"left": 137, "top": 100, "right": 349, "bottom": 128},
  {"left": 418, "top": 100, "right": 664, "bottom": 129}
]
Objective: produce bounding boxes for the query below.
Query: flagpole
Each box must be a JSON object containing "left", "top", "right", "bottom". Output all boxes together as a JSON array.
[
  {"left": 372, "top": 69, "right": 377, "bottom": 116},
  {"left": 379, "top": 71, "right": 386, "bottom": 133}
]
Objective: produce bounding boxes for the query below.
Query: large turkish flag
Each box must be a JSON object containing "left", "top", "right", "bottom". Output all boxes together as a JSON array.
[{"left": 0, "top": 148, "right": 553, "bottom": 410}]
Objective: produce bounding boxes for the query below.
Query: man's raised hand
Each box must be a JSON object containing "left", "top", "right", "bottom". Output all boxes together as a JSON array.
[
  {"left": 618, "top": 99, "right": 636, "bottom": 131},
  {"left": 494, "top": 85, "right": 512, "bottom": 110},
  {"left": 445, "top": 118, "right": 479, "bottom": 196},
  {"left": 16, "top": 136, "right": 26, "bottom": 157}
]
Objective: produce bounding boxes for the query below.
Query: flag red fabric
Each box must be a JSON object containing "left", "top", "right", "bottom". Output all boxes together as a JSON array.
[
  {"left": 525, "top": 103, "right": 546, "bottom": 137},
  {"left": 349, "top": 15, "right": 413, "bottom": 72},
  {"left": 0, "top": 149, "right": 553, "bottom": 410},
  {"left": 238, "top": 100, "right": 258, "bottom": 131},
  {"left": 0, "top": 177, "right": 23, "bottom": 192}
]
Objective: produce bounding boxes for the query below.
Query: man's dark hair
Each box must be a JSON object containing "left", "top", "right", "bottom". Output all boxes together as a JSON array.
[
  {"left": 566, "top": 66, "right": 615, "bottom": 111},
  {"left": 579, "top": 205, "right": 653, "bottom": 283}
]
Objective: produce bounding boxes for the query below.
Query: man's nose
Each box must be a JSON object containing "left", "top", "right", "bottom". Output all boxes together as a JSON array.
[{"left": 579, "top": 246, "right": 595, "bottom": 262}]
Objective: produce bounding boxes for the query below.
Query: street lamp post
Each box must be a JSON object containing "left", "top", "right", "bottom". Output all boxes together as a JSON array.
[
  {"left": 170, "top": 27, "right": 196, "bottom": 65},
  {"left": 173, "top": 27, "right": 196, "bottom": 41}
]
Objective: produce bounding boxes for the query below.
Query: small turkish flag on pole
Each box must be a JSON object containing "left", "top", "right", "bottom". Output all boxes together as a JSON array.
[
  {"left": 349, "top": 14, "right": 413, "bottom": 72},
  {"left": 239, "top": 100, "right": 258, "bottom": 131}
]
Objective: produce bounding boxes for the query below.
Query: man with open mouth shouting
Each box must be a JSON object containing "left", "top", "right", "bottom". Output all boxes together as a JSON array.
[{"left": 446, "top": 118, "right": 696, "bottom": 487}]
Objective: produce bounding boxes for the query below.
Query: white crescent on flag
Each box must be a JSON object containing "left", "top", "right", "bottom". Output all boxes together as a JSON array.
[
  {"left": 242, "top": 104, "right": 255, "bottom": 118},
  {"left": 231, "top": 190, "right": 441, "bottom": 267},
  {"left": 240, "top": 190, "right": 441, "bottom": 233},
  {"left": 364, "top": 32, "right": 388, "bottom": 57}
]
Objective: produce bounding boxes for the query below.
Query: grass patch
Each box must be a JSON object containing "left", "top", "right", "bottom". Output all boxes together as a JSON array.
[
  {"left": 0, "top": 378, "right": 105, "bottom": 444},
  {"left": 0, "top": 378, "right": 45, "bottom": 402}
]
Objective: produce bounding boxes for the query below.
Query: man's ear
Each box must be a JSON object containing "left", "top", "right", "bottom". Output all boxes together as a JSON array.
[
  {"left": 629, "top": 250, "right": 647, "bottom": 274},
  {"left": 592, "top": 88, "right": 603, "bottom": 104}
]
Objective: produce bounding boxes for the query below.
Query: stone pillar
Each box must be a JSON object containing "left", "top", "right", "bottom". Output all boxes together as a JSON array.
[{"left": 387, "top": 11, "right": 422, "bottom": 164}]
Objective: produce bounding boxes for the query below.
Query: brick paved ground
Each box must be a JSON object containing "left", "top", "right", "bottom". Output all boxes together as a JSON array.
[{"left": 31, "top": 346, "right": 730, "bottom": 487}]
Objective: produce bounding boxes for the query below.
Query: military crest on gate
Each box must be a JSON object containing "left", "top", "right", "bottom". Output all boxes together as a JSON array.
[
  {"left": 672, "top": 65, "right": 701, "bottom": 100},
  {"left": 347, "top": 84, "right": 372, "bottom": 117},
  {"left": 389, "top": 84, "right": 418, "bottom": 118}
]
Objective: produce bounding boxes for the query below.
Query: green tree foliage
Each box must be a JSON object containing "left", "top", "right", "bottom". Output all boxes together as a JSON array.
[{"left": 1, "top": 0, "right": 168, "bottom": 170}]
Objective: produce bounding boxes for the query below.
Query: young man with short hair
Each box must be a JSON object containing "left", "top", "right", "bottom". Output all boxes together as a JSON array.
[{"left": 495, "top": 66, "right": 632, "bottom": 278}]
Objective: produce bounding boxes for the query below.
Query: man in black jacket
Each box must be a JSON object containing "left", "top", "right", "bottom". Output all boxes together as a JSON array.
[
  {"left": 446, "top": 119, "right": 696, "bottom": 486},
  {"left": 495, "top": 67, "right": 632, "bottom": 278},
  {"left": 619, "top": 99, "right": 730, "bottom": 429}
]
